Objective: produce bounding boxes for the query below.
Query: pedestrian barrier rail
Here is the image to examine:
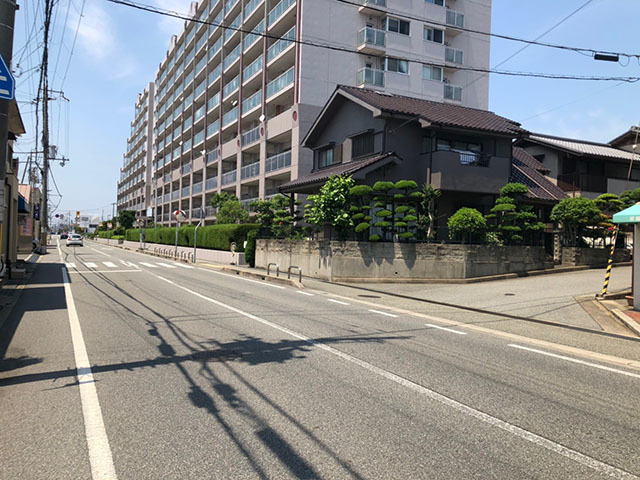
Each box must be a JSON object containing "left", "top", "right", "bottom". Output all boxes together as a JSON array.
[
  {"left": 267, "top": 262, "right": 280, "bottom": 277},
  {"left": 152, "top": 246, "right": 194, "bottom": 263},
  {"left": 288, "top": 265, "right": 302, "bottom": 282}
]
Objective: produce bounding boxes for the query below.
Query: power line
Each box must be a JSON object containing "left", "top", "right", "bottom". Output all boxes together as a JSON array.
[
  {"left": 335, "top": 0, "right": 638, "bottom": 60},
  {"left": 59, "top": 0, "right": 85, "bottom": 90},
  {"left": 103, "top": 0, "right": 640, "bottom": 83}
]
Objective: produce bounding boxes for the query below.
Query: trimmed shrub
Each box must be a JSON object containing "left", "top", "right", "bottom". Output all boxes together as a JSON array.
[
  {"left": 244, "top": 230, "right": 257, "bottom": 267},
  {"left": 448, "top": 207, "right": 487, "bottom": 243},
  {"left": 124, "top": 224, "right": 258, "bottom": 252}
]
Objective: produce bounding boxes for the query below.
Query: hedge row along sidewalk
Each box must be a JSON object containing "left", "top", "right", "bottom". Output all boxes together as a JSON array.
[{"left": 98, "top": 224, "right": 258, "bottom": 253}]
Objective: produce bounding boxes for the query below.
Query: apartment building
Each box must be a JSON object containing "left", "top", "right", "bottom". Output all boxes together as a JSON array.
[
  {"left": 116, "top": 83, "right": 155, "bottom": 218},
  {"left": 148, "top": 0, "right": 491, "bottom": 225}
]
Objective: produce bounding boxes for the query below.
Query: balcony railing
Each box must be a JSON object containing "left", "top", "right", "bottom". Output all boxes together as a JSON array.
[
  {"left": 243, "top": 20, "right": 264, "bottom": 51},
  {"left": 356, "top": 67, "right": 384, "bottom": 87},
  {"left": 267, "top": 27, "right": 295, "bottom": 62},
  {"left": 205, "top": 177, "right": 218, "bottom": 190},
  {"left": 242, "top": 91, "right": 262, "bottom": 115},
  {"left": 207, "top": 92, "right": 220, "bottom": 112},
  {"left": 163, "top": 213, "right": 170, "bottom": 221},
  {"left": 206, "top": 149, "right": 219, "bottom": 164},
  {"left": 222, "top": 106, "right": 239, "bottom": 127},
  {"left": 359, "top": 0, "right": 386, "bottom": 6},
  {"left": 223, "top": 74, "right": 240, "bottom": 97},
  {"left": 241, "top": 162, "right": 260, "bottom": 179},
  {"left": 265, "top": 150, "right": 291, "bottom": 172},
  {"left": 456, "top": 150, "right": 489, "bottom": 167},
  {"left": 182, "top": 164, "right": 191, "bottom": 175},
  {"left": 446, "top": 9, "right": 464, "bottom": 28},
  {"left": 192, "top": 181, "right": 203, "bottom": 194},
  {"left": 171, "top": 190, "right": 180, "bottom": 200},
  {"left": 182, "top": 185, "right": 191, "bottom": 197},
  {"left": 445, "top": 47, "right": 463, "bottom": 65},
  {"left": 224, "top": 13, "right": 241, "bottom": 42},
  {"left": 266, "top": 67, "right": 294, "bottom": 99},
  {"left": 221, "top": 169, "right": 237, "bottom": 185},
  {"left": 191, "top": 207, "right": 204, "bottom": 219},
  {"left": 267, "top": 0, "right": 294, "bottom": 26},
  {"left": 357, "top": 26, "right": 386, "bottom": 49},
  {"left": 223, "top": 43, "right": 241, "bottom": 70},
  {"left": 444, "top": 84, "right": 462, "bottom": 101},
  {"left": 557, "top": 173, "right": 607, "bottom": 193},
  {"left": 244, "top": 0, "right": 263, "bottom": 19},
  {"left": 205, "top": 205, "right": 218, "bottom": 216},
  {"left": 240, "top": 197, "right": 259, "bottom": 211},
  {"left": 207, "top": 119, "right": 220, "bottom": 137},
  {"left": 243, "top": 56, "right": 263, "bottom": 82}
]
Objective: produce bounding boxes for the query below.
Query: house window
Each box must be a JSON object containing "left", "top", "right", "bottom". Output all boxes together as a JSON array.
[
  {"left": 385, "top": 57, "right": 409, "bottom": 74},
  {"left": 444, "top": 84, "right": 462, "bottom": 101},
  {"left": 386, "top": 17, "right": 410, "bottom": 35},
  {"left": 352, "top": 132, "right": 375, "bottom": 158},
  {"left": 423, "top": 27, "right": 444, "bottom": 44},
  {"left": 425, "top": 0, "right": 444, "bottom": 5},
  {"left": 317, "top": 146, "right": 335, "bottom": 169},
  {"left": 423, "top": 65, "right": 443, "bottom": 81}
]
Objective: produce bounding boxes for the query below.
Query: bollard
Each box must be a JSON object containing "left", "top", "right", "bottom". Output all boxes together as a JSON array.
[{"left": 600, "top": 227, "right": 618, "bottom": 296}]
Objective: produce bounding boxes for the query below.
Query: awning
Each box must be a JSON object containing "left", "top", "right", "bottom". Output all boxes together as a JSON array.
[
  {"left": 18, "top": 194, "right": 30, "bottom": 213},
  {"left": 613, "top": 203, "right": 640, "bottom": 224}
]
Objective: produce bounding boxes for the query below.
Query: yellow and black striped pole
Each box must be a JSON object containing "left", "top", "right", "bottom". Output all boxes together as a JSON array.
[{"left": 600, "top": 226, "right": 619, "bottom": 296}]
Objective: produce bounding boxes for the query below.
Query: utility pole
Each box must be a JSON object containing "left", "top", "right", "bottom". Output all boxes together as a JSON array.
[
  {"left": 40, "top": 0, "right": 52, "bottom": 253},
  {"left": 0, "top": 0, "right": 18, "bottom": 231}
]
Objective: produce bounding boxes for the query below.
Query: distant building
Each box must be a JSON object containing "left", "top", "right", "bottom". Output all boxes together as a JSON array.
[{"left": 121, "top": 0, "right": 493, "bottom": 225}]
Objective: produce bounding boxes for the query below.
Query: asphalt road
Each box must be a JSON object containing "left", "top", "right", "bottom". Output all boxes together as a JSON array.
[{"left": 0, "top": 238, "right": 639, "bottom": 479}]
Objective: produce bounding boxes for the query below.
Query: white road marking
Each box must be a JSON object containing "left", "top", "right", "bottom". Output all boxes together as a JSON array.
[
  {"left": 91, "top": 248, "right": 111, "bottom": 257},
  {"left": 509, "top": 344, "right": 640, "bottom": 380},
  {"left": 327, "top": 299, "right": 350, "bottom": 306},
  {"left": 139, "top": 262, "right": 158, "bottom": 268},
  {"left": 425, "top": 323, "right": 467, "bottom": 335},
  {"left": 83, "top": 262, "right": 97, "bottom": 269},
  {"left": 297, "top": 291, "right": 314, "bottom": 296},
  {"left": 103, "top": 262, "right": 117, "bottom": 268},
  {"left": 65, "top": 262, "right": 77, "bottom": 269},
  {"left": 156, "top": 262, "right": 177, "bottom": 269},
  {"left": 150, "top": 273, "right": 638, "bottom": 480},
  {"left": 69, "top": 270, "right": 143, "bottom": 274},
  {"left": 62, "top": 268, "right": 118, "bottom": 480},
  {"left": 119, "top": 260, "right": 138, "bottom": 268},
  {"left": 174, "top": 263, "right": 194, "bottom": 269},
  {"left": 369, "top": 309, "right": 398, "bottom": 318},
  {"left": 202, "top": 268, "right": 286, "bottom": 289}
]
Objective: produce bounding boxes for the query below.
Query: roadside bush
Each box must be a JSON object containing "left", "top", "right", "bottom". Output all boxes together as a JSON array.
[
  {"left": 448, "top": 207, "right": 487, "bottom": 243},
  {"left": 244, "top": 229, "right": 257, "bottom": 267},
  {"left": 97, "top": 230, "right": 114, "bottom": 239},
  {"left": 125, "top": 224, "right": 258, "bottom": 252}
]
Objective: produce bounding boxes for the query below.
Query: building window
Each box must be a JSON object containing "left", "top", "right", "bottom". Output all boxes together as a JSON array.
[
  {"left": 423, "top": 27, "right": 444, "bottom": 44},
  {"left": 444, "top": 84, "right": 462, "bottom": 101},
  {"left": 425, "top": 0, "right": 444, "bottom": 5},
  {"left": 386, "top": 17, "right": 410, "bottom": 35},
  {"left": 352, "top": 132, "right": 375, "bottom": 158},
  {"left": 385, "top": 57, "right": 409, "bottom": 74},
  {"left": 317, "top": 146, "right": 335, "bottom": 169},
  {"left": 422, "top": 65, "right": 443, "bottom": 81}
]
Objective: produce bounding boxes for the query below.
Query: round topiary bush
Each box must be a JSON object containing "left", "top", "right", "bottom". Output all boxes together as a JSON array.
[{"left": 448, "top": 207, "right": 487, "bottom": 243}]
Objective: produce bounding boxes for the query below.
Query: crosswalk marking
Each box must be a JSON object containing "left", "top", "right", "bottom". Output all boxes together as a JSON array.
[
  {"left": 83, "top": 262, "right": 97, "bottom": 268},
  {"left": 65, "top": 262, "right": 76, "bottom": 269},
  {"left": 139, "top": 262, "right": 158, "bottom": 268},
  {"left": 103, "top": 262, "right": 117, "bottom": 268},
  {"left": 119, "top": 260, "right": 137, "bottom": 268},
  {"left": 174, "top": 263, "right": 194, "bottom": 269},
  {"left": 156, "top": 262, "right": 176, "bottom": 269}
]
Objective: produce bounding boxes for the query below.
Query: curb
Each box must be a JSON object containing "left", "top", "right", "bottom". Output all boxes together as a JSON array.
[{"left": 611, "top": 309, "right": 640, "bottom": 337}]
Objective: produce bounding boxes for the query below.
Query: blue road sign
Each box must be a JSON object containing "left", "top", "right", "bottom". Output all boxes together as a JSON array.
[{"left": 0, "top": 53, "right": 15, "bottom": 101}]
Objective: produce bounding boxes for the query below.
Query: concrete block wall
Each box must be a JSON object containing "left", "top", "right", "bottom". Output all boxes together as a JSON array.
[{"left": 561, "top": 246, "right": 630, "bottom": 266}]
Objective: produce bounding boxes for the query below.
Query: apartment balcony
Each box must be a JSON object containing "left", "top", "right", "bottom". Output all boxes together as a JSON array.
[
  {"left": 192, "top": 181, "right": 203, "bottom": 194},
  {"left": 205, "top": 177, "right": 218, "bottom": 191},
  {"left": 241, "top": 162, "right": 260, "bottom": 179},
  {"left": 222, "top": 106, "right": 239, "bottom": 129},
  {"left": 445, "top": 9, "right": 464, "bottom": 33},
  {"left": 205, "top": 205, "right": 218, "bottom": 217},
  {"left": 243, "top": 56, "right": 263, "bottom": 85},
  {"left": 223, "top": 74, "right": 240, "bottom": 98},
  {"left": 182, "top": 163, "right": 191, "bottom": 175},
  {"left": 357, "top": 27, "right": 386, "bottom": 55},
  {"left": 241, "top": 125, "right": 261, "bottom": 146},
  {"left": 163, "top": 213, "right": 170, "bottom": 222},
  {"left": 356, "top": 67, "right": 384, "bottom": 87},
  {"left": 358, "top": 0, "right": 386, "bottom": 16},
  {"left": 181, "top": 185, "right": 191, "bottom": 197},
  {"left": 243, "top": 19, "right": 264, "bottom": 53},
  {"left": 445, "top": 47, "right": 464, "bottom": 66},
  {"left": 206, "top": 149, "right": 220, "bottom": 164},
  {"left": 223, "top": 43, "right": 241, "bottom": 71},
  {"left": 221, "top": 169, "right": 237, "bottom": 185},
  {"left": 242, "top": 91, "right": 262, "bottom": 117},
  {"left": 265, "top": 150, "right": 291, "bottom": 173},
  {"left": 266, "top": 67, "right": 294, "bottom": 100},
  {"left": 191, "top": 207, "right": 204, "bottom": 220},
  {"left": 171, "top": 190, "right": 180, "bottom": 200},
  {"left": 267, "top": 27, "right": 296, "bottom": 64},
  {"left": 267, "top": 0, "right": 295, "bottom": 30},
  {"left": 240, "top": 197, "right": 259, "bottom": 211}
]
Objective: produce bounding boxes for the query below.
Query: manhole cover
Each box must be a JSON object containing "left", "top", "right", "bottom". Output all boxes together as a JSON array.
[{"left": 189, "top": 350, "right": 241, "bottom": 362}]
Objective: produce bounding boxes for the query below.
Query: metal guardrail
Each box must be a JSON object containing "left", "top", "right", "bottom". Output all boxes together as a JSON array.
[
  {"left": 267, "top": 262, "right": 279, "bottom": 277},
  {"left": 288, "top": 265, "right": 302, "bottom": 282}
]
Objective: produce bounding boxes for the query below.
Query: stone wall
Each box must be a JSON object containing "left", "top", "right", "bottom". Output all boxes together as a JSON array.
[
  {"left": 561, "top": 246, "right": 630, "bottom": 266},
  {"left": 255, "top": 240, "right": 547, "bottom": 281}
]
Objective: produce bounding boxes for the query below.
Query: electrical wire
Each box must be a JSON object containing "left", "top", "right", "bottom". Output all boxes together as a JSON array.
[
  {"left": 103, "top": 0, "right": 640, "bottom": 82},
  {"left": 59, "top": 0, "right": 85, "bottom": 90}
]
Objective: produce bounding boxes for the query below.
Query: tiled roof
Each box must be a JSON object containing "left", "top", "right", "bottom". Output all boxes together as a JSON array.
[
  {"left": 340, "top": 86, "right": 526, "bottom": 136},
  {"left": 279, "top": 152, "right": 399, "bottom": 193},
  {"left": 527, "top": 133, "right": 635, "bottom": 161},
  {"left": 511, "top": 150, "right": 567, "bottom": 202},
  {"left": 512, "top": 146, "right": 549, "bottom": 174}
]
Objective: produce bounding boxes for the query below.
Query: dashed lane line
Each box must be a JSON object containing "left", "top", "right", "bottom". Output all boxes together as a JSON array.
[
  {"left": 90, "top": 248, "right": 111, "bottom": 257},
  {"left": 327, "top": 299, "right": 350, "bottom": 306},
  {"left": 425, "top": 323, "right": 467, "bottom": 335},
  {"left": 369, "top": 309, "right": 398, "bottom": 318},
  {"left": 297, "top": 291, "right": 314, "bottom": 297},
  {"left": 156, "top": 262, "right": 177, "bottom": 269},
  {"left": 138, "top": 262, "right": 158, "bottom": 268}
]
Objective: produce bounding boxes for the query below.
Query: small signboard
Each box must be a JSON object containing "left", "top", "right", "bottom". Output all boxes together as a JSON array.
[
  {"left": 0, "top": 53, "right": 15, "bottom": 101},
  {"left": 174, "top": 210, "right": 186, "bottom": 222}
]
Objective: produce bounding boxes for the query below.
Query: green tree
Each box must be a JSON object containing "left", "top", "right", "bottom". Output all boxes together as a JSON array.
[
  {"left": 304, "top": 174, "right": 355, "bottom": 239},
  {"left": 486, "top": 183, "right": 545, "bottom": 245},
  {"left": 594, "top": 193, "right": 624, "bottom": 217},
  {"left": 416, "top": 184, "right": 441, "bottom": 242},
  {"left": 619, "top": 188, "right": 640, "bottom": 208},
  {"left": 550, "top": 197, "right": 602, "bottom": 246},
  {"left": 448, "top": 207, "right": 487, "bottom": 244},
  {"left": 118, "top": 210, "right": 136, "bottom": 230},
  {"left": 210, "top": 192, "right": 236, "bottom": 209},
  {"left": 216, "top": 197, "right": 250, "bottom": 224}
]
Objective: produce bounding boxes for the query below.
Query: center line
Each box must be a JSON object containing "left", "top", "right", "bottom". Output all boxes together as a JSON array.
[
  {"left": 149, "top": 273, "right": 637, "bottom": 480},
  {"left": 328, "top": 299, "right": 350, "bottom": 306},
  {"left": 369, "top": 309, "right": 398, "bottom": 318},
  {"left": 297, "top": 291, "right": 314, "bottom": 296},
  {"left": 425, "top": 323, "right": 467, "bottom": 335}
]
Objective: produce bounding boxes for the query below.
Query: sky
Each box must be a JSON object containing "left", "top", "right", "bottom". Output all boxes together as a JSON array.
[{"left": 10, "top": 0, "right": 640, "bottom": 220}]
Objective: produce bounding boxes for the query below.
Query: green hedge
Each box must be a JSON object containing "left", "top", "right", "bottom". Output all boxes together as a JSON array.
[
  {"left": 125, "top": 224, "right": 258, "bottom": 252},
  {"left": 97, "top": 230, "right": 114, "bottom": 239}
]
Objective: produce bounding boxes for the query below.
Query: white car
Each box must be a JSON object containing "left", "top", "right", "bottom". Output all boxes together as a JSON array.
[{"left": 66, "top": 234, "right": 83, "bottom": 246}]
